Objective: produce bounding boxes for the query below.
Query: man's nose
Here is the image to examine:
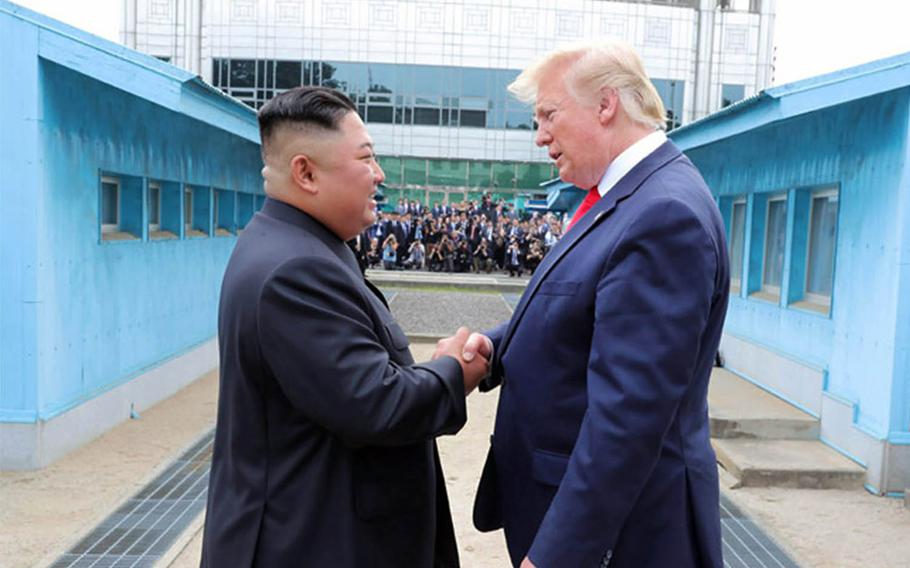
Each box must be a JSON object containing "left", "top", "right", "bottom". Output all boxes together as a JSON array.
[
  {"left": 535, "top": 126, "right": 551, "bottom": 147},
  {"left": 373, "top": 162, "right": 386, "bottom": 184}
]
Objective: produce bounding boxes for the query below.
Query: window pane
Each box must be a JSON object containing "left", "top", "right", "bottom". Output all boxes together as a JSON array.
[
  {"left": 763, "top": 199, "right": 787, "bottom": 288},
  {"left": 102, "top": 182, "right": 118, "bottom": 225},
  {"left": 275, "top": 61, "right": 301, "bottom": 89},
  {"left": 230, "top": 59, "right": 256, "bottom": 88},
  {"left": 730, "top": 202, "right": 746, "bottom": 281},
  {"left": 184, "top": 189, "right": 193, "bottom": 227},
  {"left": 414, "top": 107, "right": 440, "bottom": 125},
  {"left": 807, "top": 194, "right": 838, "bottom": 296},
  {"left": 149, "top": 185, "right": 160, "bottom": 225},
  {"left": 367, "top": 105, "right": 394, "bottom": 123},
  {"left": 722, "top": 84, "right": 745, "bottom": 108},
  {"left": 460, "top": 109, "right": 486, "bottom": 127}
]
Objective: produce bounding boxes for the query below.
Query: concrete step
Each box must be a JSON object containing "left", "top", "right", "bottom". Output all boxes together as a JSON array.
[
  {"left": 708, "top": 368, "right": 819, "bottom": 440},
  {"left": 712, "top": 438, "right": 865, "bottom": 490}
]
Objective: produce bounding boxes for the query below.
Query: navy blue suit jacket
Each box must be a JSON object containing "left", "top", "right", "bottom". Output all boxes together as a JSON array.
[{"left": 473, "top": 141, "right": 728, "bottom": 567}]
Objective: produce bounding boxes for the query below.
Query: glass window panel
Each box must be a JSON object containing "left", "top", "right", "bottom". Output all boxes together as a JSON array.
[
  {"left": 806, "top": 193, "right": 838, "bottom": 297},
  {"left": 428, "top": 160, "right": 467, "bottom": 186},
  {"left": 403, "top": 158, "right": 427, "bottom": 185},
  {"left": 515, "top": 163, "right": 551, "bottom": 188},
  {"left": 230, "top": 59, "right": 256, "bottom": 88},
  {"left": 467, "top": 162, "right": 492, "bottom": 187},
  {"left": 460, "top": 109, "right": 486, "bottom": 127},
  {"left": 413, "top": 66, "right": 447, "bottom": 96},
  {"left": 492, "top": 163, "right": 516, "bottom": 188},
  {"left": 184, "top": 188, "right": 193, "bottom": 230},
  {"left": 367, "top": 105, "right": 394, "bottom": 124},
  {"left": 461, "top": 68, "right": 488, "bottom": 97},
  {"left": 506, "top": 110, "right": 533, "bottom": 129},
  {"left": 148, "top": 184, "right": 161, "bottom": 226},
  {"left": 275, "top": 61, "right": 302, "bottom": 89},
  {"left": 722, "top": 84, "right": 745, "bottom": 108},
  {"left": 377, "top": 157, "right": 402, "bottom": 185},
  {"left": 101, "top": 181, "right": 118, "bottom": 225},
  {"left": 414, "top": 107, "right": 440, "bottom": 125},
  {"left": 762, "top": 198, "right": 787, "bottom": 289},
  {"left": 367, "top": 63, "right": 396, "bottom": 94},
  {"left": 730, "top": 201, "right": 746, "bottom": 284}
]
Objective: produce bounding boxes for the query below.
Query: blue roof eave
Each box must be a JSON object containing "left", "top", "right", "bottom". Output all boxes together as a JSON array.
[
  {"left": 670, "top": 51, "right": 910, "bottom": 151},
  {"left": 3, "top": 0, "right": 259, "bottom": 143}
]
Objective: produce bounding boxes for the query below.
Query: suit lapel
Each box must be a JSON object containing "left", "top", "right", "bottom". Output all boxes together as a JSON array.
[{"left": 496, "top": 141, "right": 683, "bottom": 364}]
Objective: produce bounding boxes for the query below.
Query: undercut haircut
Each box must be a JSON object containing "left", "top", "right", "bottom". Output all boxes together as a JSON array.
[{"left": 257, "top": 86, "right": 357, "bottom": 154}]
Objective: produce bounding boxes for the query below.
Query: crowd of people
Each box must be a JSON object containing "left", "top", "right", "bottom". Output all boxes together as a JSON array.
[{"left": 349, "top": 194, "right": 565, "bottom": 276}]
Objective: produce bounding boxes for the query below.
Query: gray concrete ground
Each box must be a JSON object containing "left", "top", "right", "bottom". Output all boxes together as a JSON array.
[{"left": 2, "top": 281, "right": 909, "bottom": 567}]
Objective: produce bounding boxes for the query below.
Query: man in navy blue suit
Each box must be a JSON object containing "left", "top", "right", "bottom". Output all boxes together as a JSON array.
[{"left": 456, "top": 41, "right": 729, "bottom": 567}]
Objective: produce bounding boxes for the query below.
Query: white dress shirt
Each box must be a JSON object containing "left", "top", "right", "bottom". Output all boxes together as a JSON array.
[{"left": 596, "top": 130, "right": 667, "bottom": 197}]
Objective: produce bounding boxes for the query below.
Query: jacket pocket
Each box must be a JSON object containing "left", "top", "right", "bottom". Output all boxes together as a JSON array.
[
  {"left": 538, "top": 280, "right": 580, "bottom": 296},
  {"left": 531, "top": 448, "right": 570, "bottom": 487}
]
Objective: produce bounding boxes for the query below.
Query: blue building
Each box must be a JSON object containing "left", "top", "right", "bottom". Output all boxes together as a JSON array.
[
  {"left": 0, "top": 1, "right": 262, "bottom": 468},
  {"left": 670, "top": 52, "right": 910, "bottom": 495}
]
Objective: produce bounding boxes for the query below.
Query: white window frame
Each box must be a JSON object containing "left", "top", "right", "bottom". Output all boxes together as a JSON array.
[
  {"left": 729, "top": 197, "right": 746, "bottom": 293},
  {"left": 761, "top": 194, "right": 788, "bottom": 297},
  {"left": 804, "top": 188, "right": 839, "bottom": 308},
  {"left": 148, "top": 181, "right": 161, "bottom": 232},
  {"left": 101, "top": 175, "right": 120, "bottom": 234}
]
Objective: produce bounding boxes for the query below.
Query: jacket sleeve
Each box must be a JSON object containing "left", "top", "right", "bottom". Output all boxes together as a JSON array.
[
  {"left": 256, "top": 256, "right": 467, "bottom": 448},
  {"left": 478, "top": 321, "right": 509, "bottom": 392},
  {"left": 528, "top": 196, "right": 719, "bottom": 567}
]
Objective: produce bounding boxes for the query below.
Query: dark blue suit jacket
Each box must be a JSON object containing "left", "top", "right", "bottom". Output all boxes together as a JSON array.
[
  {"left": 473, "top": 141, "right": 728, "bottom": 567},
  {"left": 202, "top": 199, "right": 465, "bottom": 567}
]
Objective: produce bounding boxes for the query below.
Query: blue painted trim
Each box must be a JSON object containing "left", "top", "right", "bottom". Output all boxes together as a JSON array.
[
  {"left": 888, "top": 432, "right": 910, "bottom": 445},
  {"left": 721, "top": 365, "right": 820, "bottom": 418},
  {"left": 863, "top": 483, "right": 883, "bottom": 496},
  {"left": 854, "top": 419, "right": 887, "bottom": 442},
  {"left": 821, "top": 388, "right": 854, "bottom": 408},
  {"left": 819, "top": 435, "right": 868, "bottom": 468},
  {"left": 882, "top": 491, "right": 906, "bottom": 499},
  {"left": 0, "top": 409, "right": 40, "bottom": 423},
  {"left": 34, "top": 336, "right": 215, "bottom": 421}
]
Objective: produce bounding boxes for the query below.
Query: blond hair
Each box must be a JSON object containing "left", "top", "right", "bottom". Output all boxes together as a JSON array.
[{"left": 509, "top": 40, "right": 666, "bottom": 131}]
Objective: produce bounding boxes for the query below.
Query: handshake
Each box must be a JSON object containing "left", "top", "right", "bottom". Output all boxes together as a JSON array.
[{"left": 431, "top": 327, "right": 493, "bottom": 395}]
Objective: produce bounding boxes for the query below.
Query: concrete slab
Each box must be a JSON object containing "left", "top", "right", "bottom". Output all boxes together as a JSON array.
[
  {"left": 713, "top": 438, "right": 865, "bottom": 490},
  {"left": 709, "top": 368, "right": 819, "bottom": 440},
  {"left": 905, "top": 489, "right": 909, "bottom": 510},
  {"left": 366, "top": 268, "right": 530, "bottom": 293}
]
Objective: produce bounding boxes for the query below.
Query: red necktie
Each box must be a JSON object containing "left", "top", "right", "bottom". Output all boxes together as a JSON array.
[{"left": 565, "top": 186, "right": 601, "bottom": 232}]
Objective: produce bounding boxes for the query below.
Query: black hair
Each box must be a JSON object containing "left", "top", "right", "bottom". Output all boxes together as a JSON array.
[{"left": 257, "top": 86, "right": 356, "bottom": 146}]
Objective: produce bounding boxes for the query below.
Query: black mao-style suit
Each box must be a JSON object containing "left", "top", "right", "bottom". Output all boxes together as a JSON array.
[{"left": 201, "top": 198, "right": 465, "bottom": 567}]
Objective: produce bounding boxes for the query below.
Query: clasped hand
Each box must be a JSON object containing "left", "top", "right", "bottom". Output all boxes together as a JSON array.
[{"left": 431, "top": 327, "right": 492, "bottom": 395}]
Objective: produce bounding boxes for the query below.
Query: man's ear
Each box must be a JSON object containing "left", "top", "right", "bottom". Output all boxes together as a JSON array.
[
  {"left": 290, "top": 154, "right": 318, "bottom": 195},
  {"left": 597, "top": 87, "right": 619, "bottom": 126}
]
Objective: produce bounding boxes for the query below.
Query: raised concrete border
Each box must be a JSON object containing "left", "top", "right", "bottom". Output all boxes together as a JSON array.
[
  {"left": 720, "top": 333, "right": 824, "bottom": 416},
  {"left": 365, "top": 269, "right": 530, "bottom": 293},
  {"left": 720, "top": 332, "right": 910, "bottom": 494},
  {"left": 0, "top": 338, "right": 218, "bottom": 470}
]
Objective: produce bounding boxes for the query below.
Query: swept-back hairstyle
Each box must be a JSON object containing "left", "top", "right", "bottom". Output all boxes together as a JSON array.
[
  {"left": 257, "top": 86, "right": 357, "bottom": 153},
  {"left": 509, "top": 40, "right": 666, "bottom": 131}
]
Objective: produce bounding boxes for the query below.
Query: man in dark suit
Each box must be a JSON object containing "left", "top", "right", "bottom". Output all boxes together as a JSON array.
[
  {"left": 458, "top": 41, "right": 729, "bottom": 567},
  {"left": 201, "top": 86, "right": 489, "bottom": 567}
]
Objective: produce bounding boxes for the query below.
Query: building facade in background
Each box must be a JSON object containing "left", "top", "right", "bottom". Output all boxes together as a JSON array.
[
  {"left": 0, "top": 0, "right": 262, "bottom": 469},
  {"left": 122, "top": 0, "right": 776, "bottom": 204},
  {"left": 669, "top": 52, "right": 910, "bottom": 495}
]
